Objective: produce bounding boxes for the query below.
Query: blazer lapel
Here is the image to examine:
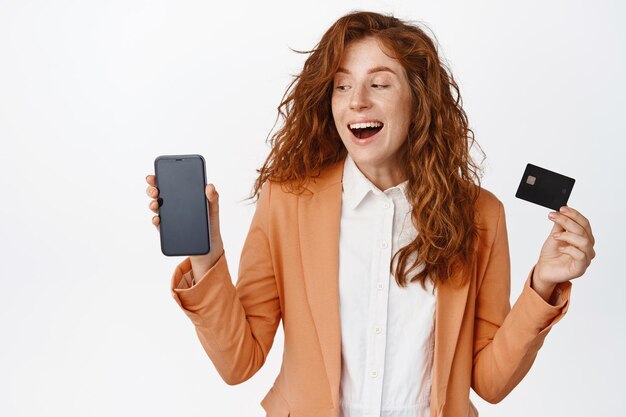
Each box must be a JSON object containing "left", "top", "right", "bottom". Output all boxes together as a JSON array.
[
  {"left": 298, "top": 159, "right": 344, "bottom": 407},
  {"left": 297, "top": 157, "right": 472, "bottom": 413},
  {"left": 432, "top": 274, "right": 471, "bottom": 410}
]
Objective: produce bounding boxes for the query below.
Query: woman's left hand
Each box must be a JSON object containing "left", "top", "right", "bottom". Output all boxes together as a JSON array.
[{"left": 533, "top": 206, "right": 596, "bottom": 295}]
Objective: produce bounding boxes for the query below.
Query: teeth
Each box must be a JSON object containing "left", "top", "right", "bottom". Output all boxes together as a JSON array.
[{"left": 349, "top": 121, "right": 383, "bottom": 130}]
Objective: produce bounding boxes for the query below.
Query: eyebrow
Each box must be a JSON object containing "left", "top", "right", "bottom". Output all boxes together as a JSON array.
[{"left": 336, "top": 66, "right": 397, "bottom": 75}]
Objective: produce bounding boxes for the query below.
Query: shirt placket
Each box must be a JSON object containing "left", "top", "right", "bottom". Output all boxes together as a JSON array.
[{"left": 365, "top": 194, "right": 394, "bottom": 416}]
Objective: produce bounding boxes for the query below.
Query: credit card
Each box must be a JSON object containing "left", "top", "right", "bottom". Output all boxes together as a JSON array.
[{"left": 515, "top": 163, "right": 575, "bottom": 211}]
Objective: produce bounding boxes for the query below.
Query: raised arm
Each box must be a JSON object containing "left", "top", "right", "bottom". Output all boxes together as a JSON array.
[
  {"left": 471, "top": 201, "right": 572, "bottom": 403},
  {"left": 170, "top": 182, "right": 281, "bottom": 385}
]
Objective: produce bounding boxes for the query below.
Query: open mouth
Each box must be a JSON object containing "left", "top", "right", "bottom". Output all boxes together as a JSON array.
[{"left": 348, "top": 121, "right": 384, "bottom": 139}]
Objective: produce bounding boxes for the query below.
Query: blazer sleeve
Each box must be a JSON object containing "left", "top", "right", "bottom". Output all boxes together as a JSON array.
[
  {"left": 169, "top": 181, "right": 280, "bottom": 385},
  {"left": 471, "top": 200, "right": 572, "bottom": 403}
]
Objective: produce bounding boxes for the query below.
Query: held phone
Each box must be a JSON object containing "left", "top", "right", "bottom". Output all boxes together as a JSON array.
[
  {"left": 515, "top": 163, "right": 575, "bottom": 211},
  {"left": 154, "top": 154, "right": 211, "bottom": 256}
]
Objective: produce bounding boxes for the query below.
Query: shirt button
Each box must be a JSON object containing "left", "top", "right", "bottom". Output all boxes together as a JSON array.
[
  {"left": 380, "top": 241, "right": 388, "bottom": 249},
  {"left": 383, "top": 202, "right": 390, "bottom": 209},
  {"left": 374, "top": 326, "right": 381, "bottom": 334},
  {"left": 370, "top": 370, "right": 378, "bottom": 378},
  {"left": 376, "top": 283, "right": 383, "bottom": 290}
]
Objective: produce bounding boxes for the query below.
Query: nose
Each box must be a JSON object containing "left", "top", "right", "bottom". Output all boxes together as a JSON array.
[{"left": 349, "top": 84, "right": 372, "bottom": 111}]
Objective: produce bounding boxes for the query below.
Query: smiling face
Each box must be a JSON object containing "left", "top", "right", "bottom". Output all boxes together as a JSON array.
[{"left": 331, "top": 36, "right": 413, "bottom": 190}]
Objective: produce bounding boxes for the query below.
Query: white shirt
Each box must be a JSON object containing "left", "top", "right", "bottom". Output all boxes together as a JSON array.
[{"left": 338, "top": 154, "right": 437, "bottom": 417}]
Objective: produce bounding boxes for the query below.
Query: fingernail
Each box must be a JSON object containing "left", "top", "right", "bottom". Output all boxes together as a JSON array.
[
  {"left": 560, "top": 206, "right": 569, "bottom": 213},
  {"left": 548, "top": 212, "right": 557, "bottom": 219},
  {"left": 552, "top": 232, "right": 561, "bottom": 238}
]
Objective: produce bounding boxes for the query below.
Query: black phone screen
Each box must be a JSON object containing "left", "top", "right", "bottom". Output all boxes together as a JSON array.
[{"left": 154, "top": 155, "right": 210, "bottom": 256}]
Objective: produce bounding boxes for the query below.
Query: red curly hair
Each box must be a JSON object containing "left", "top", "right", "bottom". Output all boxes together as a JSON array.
[{"left": 249, "top": 11, "right": 486, "bottom": 289}]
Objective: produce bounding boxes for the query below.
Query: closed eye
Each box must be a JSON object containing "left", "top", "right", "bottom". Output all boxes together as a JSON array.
[{"left": 372, "top": 84, "right": 389, "bottom": 89}]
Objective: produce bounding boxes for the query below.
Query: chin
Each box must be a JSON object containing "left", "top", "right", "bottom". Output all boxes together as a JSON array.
[{"left": 349, "top": 150, "right": 387, "bottom": 167}]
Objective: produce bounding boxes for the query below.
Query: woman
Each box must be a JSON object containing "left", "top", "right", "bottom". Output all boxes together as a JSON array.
[{"left": 145, "top": 11, "right": 595, "bottom": 417}]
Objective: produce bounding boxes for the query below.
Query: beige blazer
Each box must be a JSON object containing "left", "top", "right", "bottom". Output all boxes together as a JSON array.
[{"left": 170, "top": 158, "right": 571, "bottom": 417}]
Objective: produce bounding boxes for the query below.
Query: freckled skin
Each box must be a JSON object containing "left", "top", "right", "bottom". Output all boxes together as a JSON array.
[{"left": 331, "top": 37, "right": 413, "bottom": 191}]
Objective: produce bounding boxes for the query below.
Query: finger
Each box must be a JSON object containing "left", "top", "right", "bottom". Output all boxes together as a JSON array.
[
  {"left": 549, "top": 211, "right": 584, "bottom": 236},
  {"left": 146, "top": 174, "right": 156, "bottom": 187},
  {"left": 558, "top": 245, "right": 589, "bottom": 274},
  {"left": 559, "top": 206, "right": 595, "bottom": 245},
  {"left": 146, "top": 186, "right": 159, "bottom": 198},
  {"left": 552, "top": 231, "right": 592, "bottom": 255},
  {"left": 549, "top": 217, "right": 565, "bottom": 234},
  {"left": 149, "top": 200, "right": 160, "bottom": 213},
  {"left": 152, "top": 215, "right": 160, "bottom": 227}
]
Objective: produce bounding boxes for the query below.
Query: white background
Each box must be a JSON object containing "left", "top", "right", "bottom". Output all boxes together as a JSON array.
[{"left": 1, "top": 0, "right": 624, "bottom": 416}]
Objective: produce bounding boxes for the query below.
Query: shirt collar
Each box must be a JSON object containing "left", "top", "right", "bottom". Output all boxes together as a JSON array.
[{"left": 342, "top": 153, "right": 409, "bottom": 211}]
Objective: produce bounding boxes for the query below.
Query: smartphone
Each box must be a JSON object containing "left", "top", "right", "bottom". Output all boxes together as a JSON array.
[
  {"left": 154, "top": 154, "right": 211, "bottom": 256},
  {"left": 515, "top": 163, "right": 575, "bottom": 211}
]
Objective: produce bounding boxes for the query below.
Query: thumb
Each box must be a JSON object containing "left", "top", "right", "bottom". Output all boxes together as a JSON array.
[{"left": 206, "top": 183, "right": 221, "bottom": 233}]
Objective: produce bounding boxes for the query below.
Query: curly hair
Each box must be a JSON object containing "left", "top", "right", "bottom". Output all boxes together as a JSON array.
[{"left": 249, "top": 10, "right": 486, "bottom": 289}]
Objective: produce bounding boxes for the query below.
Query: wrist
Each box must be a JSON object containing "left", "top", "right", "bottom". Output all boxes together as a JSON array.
[
  {"left": 189, "top": 246, "right": 224, "bottom": 283},
  {"left": 531, "top": 268, "right": 557, "bottom": 304}
]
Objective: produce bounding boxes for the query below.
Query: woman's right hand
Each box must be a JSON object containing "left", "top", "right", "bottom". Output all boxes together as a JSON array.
[{"left": 146, "top": 174, "right": 225, "bottom": 278}]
